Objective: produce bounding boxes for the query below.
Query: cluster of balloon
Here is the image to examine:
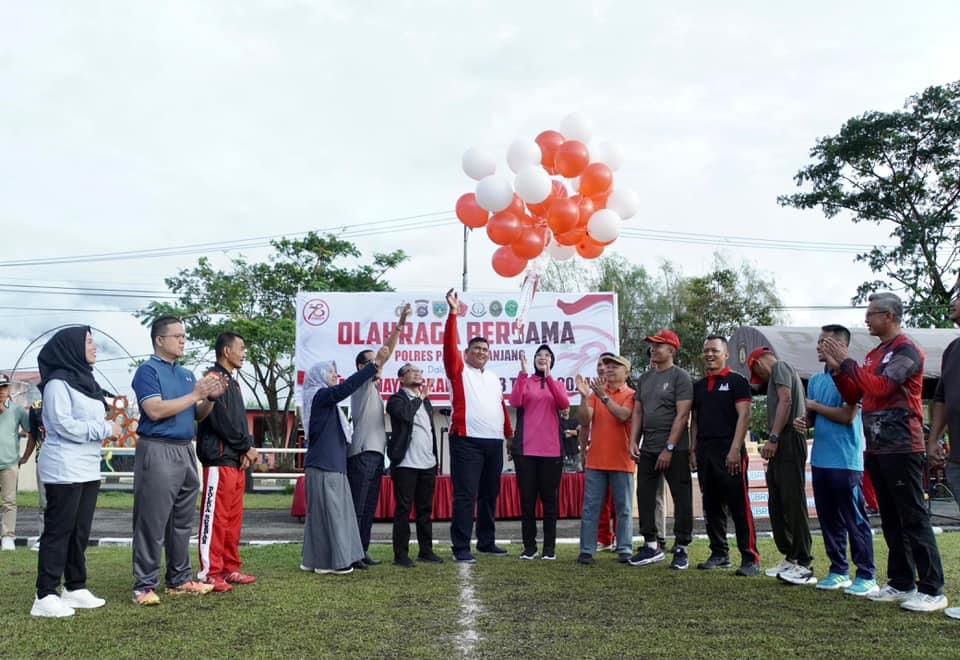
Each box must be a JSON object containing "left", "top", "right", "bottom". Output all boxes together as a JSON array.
[
  {"left": 104, "top": 395, "right": 139, "bottom": 448},
  {"left": 455, "top": 112, "right": 640, "bottom": 280}
]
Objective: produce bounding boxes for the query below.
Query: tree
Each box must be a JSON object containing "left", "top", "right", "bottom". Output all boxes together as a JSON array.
[
  {"left": 139, "top": 233, "right": 407, "bottom": 451},
  {"left": 779, "top": 81, "right": 960, "bottom": 326}
]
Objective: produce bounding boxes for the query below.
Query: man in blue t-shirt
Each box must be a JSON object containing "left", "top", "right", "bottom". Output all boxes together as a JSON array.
[{"left": 788, "top": 324, "right": 877, "bottom": 596}]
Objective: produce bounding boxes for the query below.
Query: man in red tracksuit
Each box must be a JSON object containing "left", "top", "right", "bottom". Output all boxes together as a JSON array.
[
  {"left": 196, "top": 332, "right": 259, "bottom": 592},
  {"left": 444, "top": 289, "right": 513, "bottom": 563}
]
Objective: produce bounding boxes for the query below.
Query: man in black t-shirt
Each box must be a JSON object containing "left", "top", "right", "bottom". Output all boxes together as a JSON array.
[{"left": 691, "top": 336, "right": 760, "bottom": 576}]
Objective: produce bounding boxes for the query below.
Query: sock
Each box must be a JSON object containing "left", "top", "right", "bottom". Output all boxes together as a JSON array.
[{"left": 647, "top": 542, "right": 658, "bottom": 550}]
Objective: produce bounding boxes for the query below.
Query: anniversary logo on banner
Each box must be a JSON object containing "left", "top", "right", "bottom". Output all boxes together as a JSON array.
[{"left": 295, "top": 291, "right": 618, "bottom": 404}]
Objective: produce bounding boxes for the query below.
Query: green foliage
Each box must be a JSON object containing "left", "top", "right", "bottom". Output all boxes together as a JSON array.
[
  {"left": 139, "top": 233, "right": 407, "bottom": 446},
  {"left": 779, "top": 81, "right": 960, "bottom": 326}
]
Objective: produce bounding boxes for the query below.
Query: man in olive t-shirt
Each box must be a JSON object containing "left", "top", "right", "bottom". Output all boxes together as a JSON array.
[{"left": 748, "top": 347, "right": 813, "bottom": 580}]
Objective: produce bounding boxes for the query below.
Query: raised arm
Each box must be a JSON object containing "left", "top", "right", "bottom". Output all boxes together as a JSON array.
[{"left": 443, "top": 289, "right": 464, "bottom": 378}]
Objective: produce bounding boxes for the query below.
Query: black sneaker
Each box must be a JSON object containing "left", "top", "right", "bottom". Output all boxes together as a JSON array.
[
  {"left": 617, "top": 552, "right": 631, "bottom": 564},
  {"left": 394, "top": 556, "right": 416, "bottom": 568},
  {"left": 351, "top": 560, "right": 369, "bottom": 570},
  {"left": 697, "top": 555, "right": 732, "bottom": 570},
  {"left": 671, "top": 548, "right": 689, "bottom": 570},
  {"left": 628, "top": 546, "right": 665, "bottom": 567},
  {"left": 453, "top": 550, "right": 476, "bottom": 563},
  {"left": 541, "top": 551, "right": 556, "bottom": 561},
  {"left": 362, "top": 555, "right": 382, "bottom": 566},
  {"left": 576, "top": 553, "right": 594, "bottom": 565},
  {"left": 520, "top": 548, "right": 539, "bottom": 560},
  {"left": 417, "top": 553, "right": 444, "bottom": 564},
  {"left": 477, "top": 544, "right": 509, "bottom": 556},
  {"left": 735, "top": 562, "right": 761, "bottom": 577}
]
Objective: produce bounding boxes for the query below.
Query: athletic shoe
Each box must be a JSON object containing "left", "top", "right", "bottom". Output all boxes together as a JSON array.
[
  {"left": 351, "top": 561, "right": 368, "bottom": 570},
  {"left": 671, "top": 548, "right": 689, "bottom": 570},
  {"left": 453, "top": 551, "right": 477, "bottom": 563},
  {"left": 132, "top": 590, "right": 160, "bottom": 606},
  {"left": 697, "top": 555, "right": 732, "bottom": 570},
  {"left": 1, "top": 536, "right": 14, "bottom": 551},
  {"left": 628, "top": 546, "right": 665, "bottom": 567},
  {"left": 520, "top": 549, "right": 539, "bottom": 560},
  {"left": 816, "top": 573, "right": 853, "bottom": 591},
  {"left": 394, "top": 556, "right": 416, "bottom": 568},
  {"left": 60, "top": 588, "right": 106, "bottom": 609},
  {"left": 30, "top": 539, "right": 40, "bottom": 552},
  {"left": 317, "top": 566, "right": 354, "bottom": 575},
  {"left": 778, "top": 564, "right": 818, "bottom": 586},
  {"left": 541, "top": 552, "right": 556, "bottom": 561},
  {"left": 477, "top": 544, "right": 509, "bottom": 556},
  {"left": 764, "top": 559, "right": 796, "bottom": 577},
  {"left": 901, "top": 593, "right": 948, "bottom": 613},
  {"left": 31, "top": 595, "right": 75, "bottom": 618},
  {"left": 845, "top": 577, "right": 880, "bottom": 598},
  {"left": 944, "top": 607, "right": 960, "bottom": 619},
  {"left": 299, "top": 564, "right": 314, "bottom": 572},
  {"left": 735, "top": 563, "right": 761, "bottom": 577},
  {"left": 868, "top": 584, "right": 917, "bottom": 603},
  {"left": 165, "top": 580, "right": 215, "bottom": 595},
  {"left": 596, "top": 542, "right": 616, "bottom": 552},
  {"left": 206, "top": 578, "right": 233, "bottom": 593},
  {"left": 362, "top": 555, "right": 382, "bottom": 566},
  {"left": 417, "top": 553, "right": 445, "bottom": 564},
  {"left": 225, "top": 571, "right": 257, "bottom": 585},
  {"left": 576, "top": 553, "right": 594, "bottom": 565}
]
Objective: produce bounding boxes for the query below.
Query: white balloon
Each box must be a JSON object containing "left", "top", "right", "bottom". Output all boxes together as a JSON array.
[
  {"left": 569, "top": 176, "right": 580, "bottom": 192},
  {"left": 514, "top": 166, "right": 552, "bottom": 204},
  {"left": 475, "top": 174, "right": 514, "bottom": 212},
  {"left": 462, "top": 146, "right": 496, "bottom": 181},
  {"left": 546, "top": 239, "right": 576, "bottom": 261},
  {"left": 506, "top": 139, "right": 542, "bottom": 174},
  {"left": 559, "top": 112, "right": 594, "bottom": 143},
  {"left": 593, "top": 140, "right": 625, "bottom": 171},
  {"left": 606, "top": 187, "right": 640, "bottom": 220},
  {"left": 587, "top": 209, "right": 622, "bottom": 243}
]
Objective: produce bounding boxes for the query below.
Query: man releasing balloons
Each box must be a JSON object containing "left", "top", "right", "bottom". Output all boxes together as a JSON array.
[{"left": 455, "top": 113, "right": 639, "bottom": 278}]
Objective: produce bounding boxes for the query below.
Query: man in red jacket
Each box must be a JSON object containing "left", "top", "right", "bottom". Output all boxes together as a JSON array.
[
  {"left": 821, "top": 292, "right": 946, "bottom": 614},
  {"left": 444, "top": 289, "right": 513, "bottom": 563}
]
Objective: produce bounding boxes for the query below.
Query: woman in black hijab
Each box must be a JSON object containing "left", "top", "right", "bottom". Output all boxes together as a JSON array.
[{"left": 30, "top": 326, "right": 120, "bottom": 618}]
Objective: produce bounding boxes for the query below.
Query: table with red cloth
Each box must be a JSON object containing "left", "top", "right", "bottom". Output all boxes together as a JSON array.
[{"left": 290, "top": 472, "right": 585, "bottom": 521}]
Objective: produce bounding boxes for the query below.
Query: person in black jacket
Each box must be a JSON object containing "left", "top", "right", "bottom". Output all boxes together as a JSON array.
[
  {"left": 386, "top": 363, "right": 443, "bottom": 567},
  {"left": 196, "top": 332, "right": 258, "bottom": 592}
]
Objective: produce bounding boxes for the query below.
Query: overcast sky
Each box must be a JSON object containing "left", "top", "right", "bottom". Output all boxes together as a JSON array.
[{"left": 1, "top": 1, "right": 958, "bottom": 395}]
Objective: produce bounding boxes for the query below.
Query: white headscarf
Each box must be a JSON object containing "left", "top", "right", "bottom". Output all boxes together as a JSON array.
[{"left": 302, "top": 361, "right": 352, "bottom": 445}]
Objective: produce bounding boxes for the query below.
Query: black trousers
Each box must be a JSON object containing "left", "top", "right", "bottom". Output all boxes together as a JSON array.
[
  {"left": 449, "top": 435, "right": 503, "bottom": 553},
  {"left": 697, "top": 443, "right": 760, "bottom": 565},
  {"left": 513, "top": 455, "right": 563, "bottom": 554},
  {"left": 636, "top": 450, "right": 693, "bottom": 546},
  {"left": 765, "top": 430, "right": 813, "bottom": 566},
  {"left": 866, "top": 452, "right": 944, "bottom": 595},
  {"left": 36, "top": 480, "right": 99, "bottom": 598},
  {"left": 392, "top": 467, "right": 436, "bottom": 559},
  {"left": 347, "top": 451, "right": 384, "bottom": 552}
]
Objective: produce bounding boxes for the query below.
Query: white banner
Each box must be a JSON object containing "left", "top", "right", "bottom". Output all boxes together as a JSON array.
[{"left": 295, "top": 291, "right": 619, "bottom": 403}]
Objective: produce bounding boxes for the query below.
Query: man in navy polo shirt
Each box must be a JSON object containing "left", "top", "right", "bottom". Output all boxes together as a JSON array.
[{"left": 131, "top": 316, "right": 223, "bottom": 606}]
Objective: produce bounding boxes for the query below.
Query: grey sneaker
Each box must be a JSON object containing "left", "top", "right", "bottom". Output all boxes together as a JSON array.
[
  {"left": 735, "top": 563, "right": 761, "bottom": 577},
  {"left": 697, "top": 555, "right": 732, "bottom": 570}
]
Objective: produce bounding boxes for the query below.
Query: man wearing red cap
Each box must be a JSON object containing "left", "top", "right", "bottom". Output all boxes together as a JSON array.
[
  {"left": 629, "top": 330, "right": 694, "bottom": 569},
  {"left": 747, "top": 347, "right": 813, "bottom": 582}
]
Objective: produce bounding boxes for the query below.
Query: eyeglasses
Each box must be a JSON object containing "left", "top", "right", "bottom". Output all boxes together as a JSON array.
[{"left": 159, "top": 334, "right": 187, "bottom": 340}]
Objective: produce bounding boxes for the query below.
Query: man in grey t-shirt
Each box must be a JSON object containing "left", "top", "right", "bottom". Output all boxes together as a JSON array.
[
  {"left": 628, "top": 330, "right": 694, "bottom": 569},
  {"left": 748, "top": 347, "right": 812, "bottom": 580}
]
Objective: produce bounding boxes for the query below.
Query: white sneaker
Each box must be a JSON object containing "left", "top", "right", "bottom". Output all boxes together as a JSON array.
[
  {"left": 60, "top": 588, "right": 106, "bottom": 609},
  {"left": 777, "top": 564, "right": 818, "bottom": 586},
  {"left": 1, "top": 537, "right": 15, "bottom": 551},
  {"left": 30, "top": 541, "right": 40, "bottom": 552},
  {"left": 31, "top": 595, "right": 75, "bottom": 618},
  {"left": 900, "top": 593, "right": 948, "bottom": 613},
  {"left": 764, "top": 559, "right": 795, "bottom": 577},
  {"left": 944, "top": 607, "right": 960, "bottom": 619},
  {"left": 868, "top": 584, "right": 917, "bottom": 603}
]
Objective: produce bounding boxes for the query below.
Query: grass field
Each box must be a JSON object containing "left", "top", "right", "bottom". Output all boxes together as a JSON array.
[
  {"left": 16, "top": 490, "right": 292, "bottom": 511},
  {"left": 3, "top": 536, "right": 960, "bottom": 658}
]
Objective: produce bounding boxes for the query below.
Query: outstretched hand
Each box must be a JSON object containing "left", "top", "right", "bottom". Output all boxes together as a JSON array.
[
  {"left": 519, "top": 352, "right": 528, "bottom": 374},
  {"left": 575, "top": 374, "right": 592, "bottom": 398},
  {"left": 446, "top": 288, "right": 459, "bottom": 314}
]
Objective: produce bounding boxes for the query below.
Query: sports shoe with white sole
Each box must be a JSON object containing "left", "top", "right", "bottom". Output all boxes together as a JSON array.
[
  {"left": 900, "top": 593, "right": 948, "bottom": 613},
  {"left": 31, "top": 595, "right": 75, "bottom": 618},
  {"left": 1, "top": 537, "right": 15, "bottom": 551},
  {"left": 778, "top": 564, "right": 818, "bottom": 586},
  {"left": 764, "top": 559, "right": 796, "bottom": 578},
  {"left": 628, "top": 546, "right": 665, "bottom": 567},
  {"left": 944, "top": 606, "right": 960, "bottom": 619},
  {"left": 816, "top": 573, "right": 852, "bottom": 591},
  {"left": 868, "top": 584, "right": 917, "bottom": 603},
  {"left": 844, "top": 577, "right": 879, "bottom": 597},
  {"left": 60, "top": 588, "right": 106, "bottom": 609}
]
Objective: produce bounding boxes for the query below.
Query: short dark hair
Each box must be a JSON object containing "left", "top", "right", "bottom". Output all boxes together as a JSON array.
[
  {"left": 467, "top": 337, "right": 488, "bottom": 349},
  {"left": 215, "top": 332, "right": 244, "bottom": 359},
  {"left": 821, "top": 324, "right": 851, "bottom": 346},
  {"left": 356, "top": 349, "right": 375, "bottom": 368},
  {"left": 151, "top": 316, "right": 183, "bottom": 347},
  {"left": 705, "top": 335, "right": 728, "bottom": 346}
]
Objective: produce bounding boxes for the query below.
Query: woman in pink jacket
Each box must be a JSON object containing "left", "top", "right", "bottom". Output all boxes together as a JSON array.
[{"left": 509, "top": 344, "right": 570, "bottom": 560}]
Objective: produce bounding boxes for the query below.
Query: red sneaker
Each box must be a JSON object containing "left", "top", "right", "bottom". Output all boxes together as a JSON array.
[
  {"left": 225, "top": 571, "right": 257, "bottom": 585},
  {"left": 207, "top": 577, "right": 233, "bottom": 593}
]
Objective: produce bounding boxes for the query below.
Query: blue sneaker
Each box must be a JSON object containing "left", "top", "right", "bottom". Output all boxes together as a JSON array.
[
  {"left": 816, "top": 573, "right": 853, "bottom": 591},
  {"left": 453, "top": 550, "right": 476, "bottom": 563},
  {"left": 845, "top": 577, "right": 880, "bottom": 598}
]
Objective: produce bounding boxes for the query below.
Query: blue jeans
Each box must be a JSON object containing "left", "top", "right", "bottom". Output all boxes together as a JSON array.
[{"left": 580, "top": 469, "right": 634, "bottom": 556}]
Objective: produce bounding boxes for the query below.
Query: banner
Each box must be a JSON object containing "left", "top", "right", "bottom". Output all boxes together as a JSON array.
[{"left": 295, "top": 291, "right": 619, "bottom": 403}]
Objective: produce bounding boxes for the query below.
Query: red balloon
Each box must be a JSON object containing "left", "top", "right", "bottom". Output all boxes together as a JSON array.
[
  {"left": 492, "top": 246, "right": 528, "bottom": 278},
  {"left": 570, "top": 195, "right": 596, "bottom": 228},
  {"left": 554, "top": 140, "right": 590, "bottom": 178},
  {"left": 554, "top": 226, "right": 586, "bottom": 246},
  {"left": 486, "top": 211, "right": 523, "bottom": 246},
  {"left": 508, "top": 194, "right": 526, "bottom": 218},
  {"left": 580, "top": 162, "right": 613, "bottom": 197},
  {"left": 535, "top": 130, "right": 565, "bottom": 174},
  {"left": 576, "top": 237, "right": 605, "bottom": 259},
  {"left": 527, "top": 196, "right": 552, "bottom": 217},
  {"left": 455, "top": 193, "right": 488, "bottom": 229},
  {"left": 511, "top": 227, "right": 547, "bottom": 259},
  {"left": 547, "top": 198, "right": 579, "bottom": 235},
  {"left": 591, "top": 190, "right": 610, "bottom": 209},
  {"left": 551, "top": 179, "right": 568, "bottom": 199}
]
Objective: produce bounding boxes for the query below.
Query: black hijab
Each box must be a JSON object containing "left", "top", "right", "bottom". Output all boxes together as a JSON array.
[
  {"left": 38, "top": 326, "right": 107, "bottom": 405},
  {"left": 533, "top": 344, "right": 556, "bottom": 386}
]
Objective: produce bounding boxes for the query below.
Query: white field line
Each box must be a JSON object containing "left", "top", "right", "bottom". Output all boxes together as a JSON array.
[{"left": 454, "top": 562, "right": 482, "bottom": 657}]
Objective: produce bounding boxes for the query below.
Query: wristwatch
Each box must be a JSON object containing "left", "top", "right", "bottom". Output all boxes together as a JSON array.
[
  {"left": 600, "top": 395, "right": 610, "bottom": 405},
  {"left": 665, "top": 443, "right": 675, "bottom": 453},
  {"left": 768, "top": 432, "right": 779, "bottom": 445}
]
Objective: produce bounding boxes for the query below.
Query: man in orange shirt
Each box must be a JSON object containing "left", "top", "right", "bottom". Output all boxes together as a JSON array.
[{"left": 575, "top": 353, "right": 636, "bottom": 565}]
